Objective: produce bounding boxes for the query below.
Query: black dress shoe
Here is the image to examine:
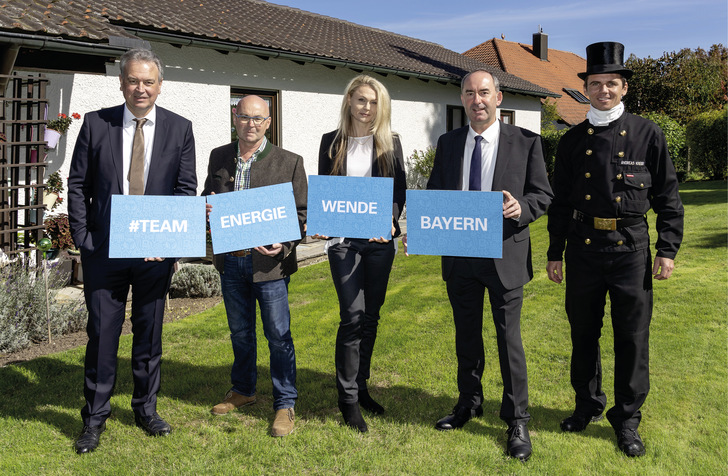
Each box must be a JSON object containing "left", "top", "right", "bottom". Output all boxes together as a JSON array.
[
  {"left": 134, "top": 412, "right": 172, "bottom": 436},
  {"left": 339, "top": 402, "right": 368, "bottom": 433},
  {"left": 358, "top": 389, "right": 385, "bottom": 415},
  {"left": 560, "top": 412, "right": 604, "bottom": 432},
  {"left": 74, "top": 423, "right": 106, "bottom": 454},
  {"left": 506, "top": 423, "right": 532, "bottom": 461},
  {"left": 616, "top": 428, "right": 645, "bottom": 457},
  {"left": 435, "top": 404, "right": 483, "bottom": 431}
]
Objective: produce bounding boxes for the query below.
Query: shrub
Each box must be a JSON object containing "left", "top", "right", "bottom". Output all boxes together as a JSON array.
[
  {"left": 640, "top": 112, "right": 687, "bottom": 179},
  {"left": 686, "top": 108, "right": 727, "bottom": 180},
  {"left": 169, "top": 264, "right": 221, "bottom": 298},
  {"left": 406, "top": 146, "right": 435, "bottom": 190},
  {"left": 541, "top": 129, "right": 567, "bottom": 179},
  {"left": 0, "top": 260, "right": 87, "bottom": 353}
]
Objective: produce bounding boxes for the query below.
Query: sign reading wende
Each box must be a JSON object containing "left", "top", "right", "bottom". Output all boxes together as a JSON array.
[
  {"left": 406, "top": 189, "right": 503, "bottom": 258},
  {"left": 307, "top": 175, "right": 394, "bottom": 240}
]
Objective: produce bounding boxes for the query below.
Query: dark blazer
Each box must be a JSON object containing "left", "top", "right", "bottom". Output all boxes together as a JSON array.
[
  {"left": 68, "top": 104, "right": 197, "bottom": 257},
  {"left": 427, "top": 123, "right": 553, "bottom": 290},
  {"left": 318, "top": 130, "right": 407, "bottom": 238},
  {"left": 202, "top": 140, "right": 307, "bottom": 282}
]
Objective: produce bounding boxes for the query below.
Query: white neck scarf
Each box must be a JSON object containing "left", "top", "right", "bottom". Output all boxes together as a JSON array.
[{"left": 586, "top": 102, "right": 624, "bottom": 126}]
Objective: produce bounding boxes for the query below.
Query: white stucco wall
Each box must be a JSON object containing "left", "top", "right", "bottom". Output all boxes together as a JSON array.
[{"left": 39, "top": 41, "right": 542, "bottom": 212}]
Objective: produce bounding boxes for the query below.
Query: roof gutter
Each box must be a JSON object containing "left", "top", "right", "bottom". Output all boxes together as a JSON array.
[{"left": 0, "top": 31, "right": 147, "bottom": 56}]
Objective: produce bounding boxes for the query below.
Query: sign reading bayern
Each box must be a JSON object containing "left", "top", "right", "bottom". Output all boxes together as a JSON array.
[
  {"left": 307, "top": 175, "right": 394, "bottom": 240},
  {"left": 406, "top": 190, "right": 503, "bottom": 258},
  {"left": 109, "top": 195, "right": 207, "bottom": 258},
  {"left": 207, "top": 182, "right": 301, "bottom": 254}
]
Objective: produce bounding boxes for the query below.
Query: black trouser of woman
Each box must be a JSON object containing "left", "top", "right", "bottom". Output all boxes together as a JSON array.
[{"left": 328, "top": 238, "right": 396, "bottom": 404}]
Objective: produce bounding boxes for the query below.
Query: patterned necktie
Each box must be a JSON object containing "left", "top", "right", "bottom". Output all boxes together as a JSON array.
[
  {"left": 469, "top": 135, "right": 483, "bottom": 191},
  {"left": 129, "top": 118, "right": 147, "bottom": 195}
]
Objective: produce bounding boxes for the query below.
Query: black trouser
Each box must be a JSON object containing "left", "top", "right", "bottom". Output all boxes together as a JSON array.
[
  {"left": 446, "top": 257, "right": 530, "bottom": 426},
  {"left": 565, "top": 247, "right": 653, "bottom": 431},
  {"left": 328, "top": 239, "right": 396, "bottom": 404}
]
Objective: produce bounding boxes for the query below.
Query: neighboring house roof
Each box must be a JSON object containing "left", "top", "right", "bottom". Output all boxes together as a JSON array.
[
  {"left": 464, "top": 37, "right": 589, "bottom": 125},
  {"left": 0, "top": 0, "right": 556, "bottom": 98}
]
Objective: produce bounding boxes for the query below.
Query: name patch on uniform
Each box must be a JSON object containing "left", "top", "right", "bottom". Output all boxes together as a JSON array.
[
  {"left": 620, "top": 161, "right": 645, "bottom": 166},
  {"left": 406, "top": 190, "right": 503, "bottom": 258}
]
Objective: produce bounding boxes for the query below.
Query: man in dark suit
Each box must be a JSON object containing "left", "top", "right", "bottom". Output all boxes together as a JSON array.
[
  {"left": 68, "top": 48, "right": 197, "bottom": 454},
  {"left": 203, "top": 95, "right": 307, "bottom": 437},
  {"left": 425, "top": 69, "right": 552, "bottom": 461}
]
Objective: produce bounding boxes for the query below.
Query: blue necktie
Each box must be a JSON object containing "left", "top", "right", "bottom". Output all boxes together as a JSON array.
[{"left": 469, "top": 135, "right": 483, "bottom": 191}]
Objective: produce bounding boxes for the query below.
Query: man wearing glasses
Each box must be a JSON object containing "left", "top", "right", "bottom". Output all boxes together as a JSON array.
[{"left": 202, "top": 95, "right": 307, "bottom": 437}]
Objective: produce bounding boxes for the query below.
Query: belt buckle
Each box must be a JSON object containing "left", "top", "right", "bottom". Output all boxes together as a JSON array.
[{"left": 593, "top": 217, "right": 617, "bottom": 231}]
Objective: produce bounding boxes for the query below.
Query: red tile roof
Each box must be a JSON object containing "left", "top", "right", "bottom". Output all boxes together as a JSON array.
[{"left": 464, "top": 38, "right": 590, "bottom": 125}]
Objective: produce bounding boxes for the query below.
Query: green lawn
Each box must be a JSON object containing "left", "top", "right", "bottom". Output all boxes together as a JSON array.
[{"left": 1, "top": 181, "right": 725, "bottom": 475}]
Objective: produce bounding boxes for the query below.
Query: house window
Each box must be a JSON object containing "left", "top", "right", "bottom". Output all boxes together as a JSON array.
[
  {"left": 563, "top": 88, "right": 590, "bottom": 104},
  {"left": 500, "top": 110, "right": 515, "bottom": 124},
  {"left": 447, "top": 105, "right": 466, "bottom": 131},
  {"left": 230, "top": 88, "right": 279, "bottom": 145}
]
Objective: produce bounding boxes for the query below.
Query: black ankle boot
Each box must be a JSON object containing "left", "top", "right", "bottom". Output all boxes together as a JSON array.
[
  {"left": 338, "top": 402, "right": 368, "bottom": 433},
  {"left": 358, "top": 389, "right": 385, "bottom": 415}
]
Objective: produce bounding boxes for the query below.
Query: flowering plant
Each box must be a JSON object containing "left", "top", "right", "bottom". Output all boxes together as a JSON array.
[
  {"left": 46, "top": 112, "right": 81, "bottom": 134},
  {"left": 44, "top": 171, "right": 64, "bottom": 211}
]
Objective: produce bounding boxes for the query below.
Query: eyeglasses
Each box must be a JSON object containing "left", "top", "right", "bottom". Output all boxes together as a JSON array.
[{"left": 235, "top": 114, "right": 269, "bottom": 125}]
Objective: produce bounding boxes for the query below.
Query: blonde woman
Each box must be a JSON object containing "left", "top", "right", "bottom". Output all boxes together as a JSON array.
[{"left": 315, "top": 75, "right": 406, "bottom": 432}]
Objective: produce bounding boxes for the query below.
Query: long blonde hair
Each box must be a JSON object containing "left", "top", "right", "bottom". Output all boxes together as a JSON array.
[{"left": 328, "top": 75, "right": 396, "bottom": 177}]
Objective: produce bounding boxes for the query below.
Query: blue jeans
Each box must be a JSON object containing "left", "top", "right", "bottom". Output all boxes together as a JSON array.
[{"left": 220, "top": 254, "right": 297, "bottom": 410}]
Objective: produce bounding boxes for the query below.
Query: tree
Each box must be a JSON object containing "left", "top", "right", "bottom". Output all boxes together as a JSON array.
[{"left": 624, "top": 45, "right": 727, "bottom": 124}]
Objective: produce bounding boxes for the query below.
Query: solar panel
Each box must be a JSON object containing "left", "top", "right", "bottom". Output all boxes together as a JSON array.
[{"left": 563, "top": 88, "right": 590, "bottom": 104}]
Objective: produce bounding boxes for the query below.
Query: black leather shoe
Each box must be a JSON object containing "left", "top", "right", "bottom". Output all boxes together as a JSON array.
[
  {"left": 358, "top": 389, "right": 385, "bottom": 415},
  {"left": 506, "top": 423, "right": 532, "bottom": 461},
  {"left": 435, "top": 404, "right": 483, "bottom": 431},
  {"left": 74, "top": 423, "right": 106, "bottom": 454},
  {"left": 560, "top": 412, "right": 604, "bottom": 432},
  {"left": 339, "top": 402, "right": 368, "bottom": 433},
  {"left": 616, "top": 428, "right": 645, "bottom": 457},
  {"left": 134, "top": 412, "right": 172, "bottom": 436}
]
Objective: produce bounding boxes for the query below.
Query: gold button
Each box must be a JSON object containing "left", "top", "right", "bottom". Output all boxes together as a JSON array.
[
  {"left": 615, "top": 196, "right": 622, "bottom": 203},
  {"left": 585, "top": 194, "right": 591, "bottom": 200},
  {"left": 586, "top": 149, "right": 593, "bottom": 156},
  {"left": 587, "top": 128, "right": 594, "bottom": 135},
  {"left": 620, "top": 130, "right": 627, "bottom": 136},
  {"left": 640, "top": 183, "right": 644, "bottom": 188},
  {"left": 618, "top": 151, "right": 625, "bottom": 158},
  {"left": 616, "top": 173, "right": 623, "bottom": 180},
  {"left": 585, "top": 172, "right": 591, "bottom": 178},
  {"left": 585, "top": 238, "right": 591, "bottom": 245},
  {"left": 229, "top": 177, "right": 234, "bottom": 182},
  {"left": 617, "top": 240, "right": 624, "bottom": 245}
]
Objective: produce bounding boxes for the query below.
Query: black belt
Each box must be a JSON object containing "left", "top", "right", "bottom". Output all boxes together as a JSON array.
[{"left": 572, "top": 210, "right": 645, "bottom": 231}]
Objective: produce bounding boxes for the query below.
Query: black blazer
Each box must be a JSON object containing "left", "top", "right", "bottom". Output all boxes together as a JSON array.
[
  {"left": 427, "top": 123, "right": 553, "bottom": 290},
  {"left": 68, "top": 104, "right": 197, "bottom": 258},
  {"left": 318, "top": 130, "right": 407, "bottom": 238}
]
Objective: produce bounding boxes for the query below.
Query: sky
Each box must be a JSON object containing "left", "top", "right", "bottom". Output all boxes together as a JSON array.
[{"left": 282, "top": 0, "right": 727, "bottom": 59}]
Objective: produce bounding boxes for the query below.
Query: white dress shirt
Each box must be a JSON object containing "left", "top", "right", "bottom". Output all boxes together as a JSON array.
[
  {"left": 122, "top": 105, "right": 157, "bottom": 195},
  {"left": 461, "top": 121, "right": 500, "bottom": 191}
]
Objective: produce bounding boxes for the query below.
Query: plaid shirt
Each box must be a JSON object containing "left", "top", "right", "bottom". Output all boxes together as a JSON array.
[{"left": 234, "top": 137, "right": 267, "bottom": 191}]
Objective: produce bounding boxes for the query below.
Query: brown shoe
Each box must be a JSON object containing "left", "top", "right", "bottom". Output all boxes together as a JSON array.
[
  {"left": 271, "top": 408, "right": 295, "bottom": 437},
  {"left": 211, "top": 390, "right": 256, "bottom": 415}
]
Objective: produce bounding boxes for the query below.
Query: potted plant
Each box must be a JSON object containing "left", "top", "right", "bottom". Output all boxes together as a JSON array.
[
  {"left": 43, "top": 171, "right": 64, "bottom": 211},
  {"left": 43, "top": 213, "right": 76, "bottom": 255},
  {"left": 44, "top": 112, "right": 81, "bottom": 148}
]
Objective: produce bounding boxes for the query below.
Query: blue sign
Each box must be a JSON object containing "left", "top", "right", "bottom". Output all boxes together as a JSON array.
[
  {"left": 307, "top": 175, "right": 394, "bottom": 240},
  {"left": 406, "top": 190, "right": 503, "bottom": 258},
  {"left": 207, "top": 182, "right": 302, "bottom": 254},
  {"left": 109, "top": 195, "right": 207, "bottom": 258}
]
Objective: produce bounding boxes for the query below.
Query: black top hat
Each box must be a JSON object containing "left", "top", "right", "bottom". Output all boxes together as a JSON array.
[{"left": 578, "top": 42, "right": 633, "bottom": 80}]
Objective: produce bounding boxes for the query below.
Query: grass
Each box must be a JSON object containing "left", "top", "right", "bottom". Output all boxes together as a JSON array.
[{"left": 0, "top": 181, "right": 725, "bottom": 475}]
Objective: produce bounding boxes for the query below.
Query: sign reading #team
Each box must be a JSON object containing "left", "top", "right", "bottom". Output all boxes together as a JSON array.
[
  {"left": 406, "top": 190, "right": 503, "bottom": 258},
  {"left": 307, "top": 175, "right": 394, "bottom": 240},
  {"left": 206, "top": 182, "right": 301, "bottom": 254},
  {"left": 109, "top": 195, "right": 207, "bottom": 258}
]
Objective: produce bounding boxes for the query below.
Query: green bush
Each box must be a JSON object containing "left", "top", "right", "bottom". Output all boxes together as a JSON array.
[
  {"left": 640, "top": 112, "right": 687, "bottom": 178},
  {"left": 0, "top": 260, "right": 87, "bottom": 353},
  {"left": 541, "top": 129, "right": 567, "bottom": 179},
  {"left": 686, "top": 108, "right": 728, "bottom": 180},
  {"left": 169, "top": 264, "right": 221, "bottom": 299},
  {"left": 406, "top": 146, "right": 435, "bottom": 190}
]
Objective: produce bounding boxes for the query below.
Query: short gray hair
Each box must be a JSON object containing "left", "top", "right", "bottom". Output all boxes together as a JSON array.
[
  {"left": 461, "top": 69, "right": 500, "bottom": 93},
  {"left": 119, "top": 48, "right": 164, "bottom": 80}
]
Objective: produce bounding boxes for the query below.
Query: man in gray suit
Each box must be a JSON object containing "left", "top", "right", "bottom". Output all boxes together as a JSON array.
[
  {"left": 202, "top": 95, "right": 307, "bottom": 437},
  {"left": 425, "top": 69, "right": 552, "bottom": 461}
]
